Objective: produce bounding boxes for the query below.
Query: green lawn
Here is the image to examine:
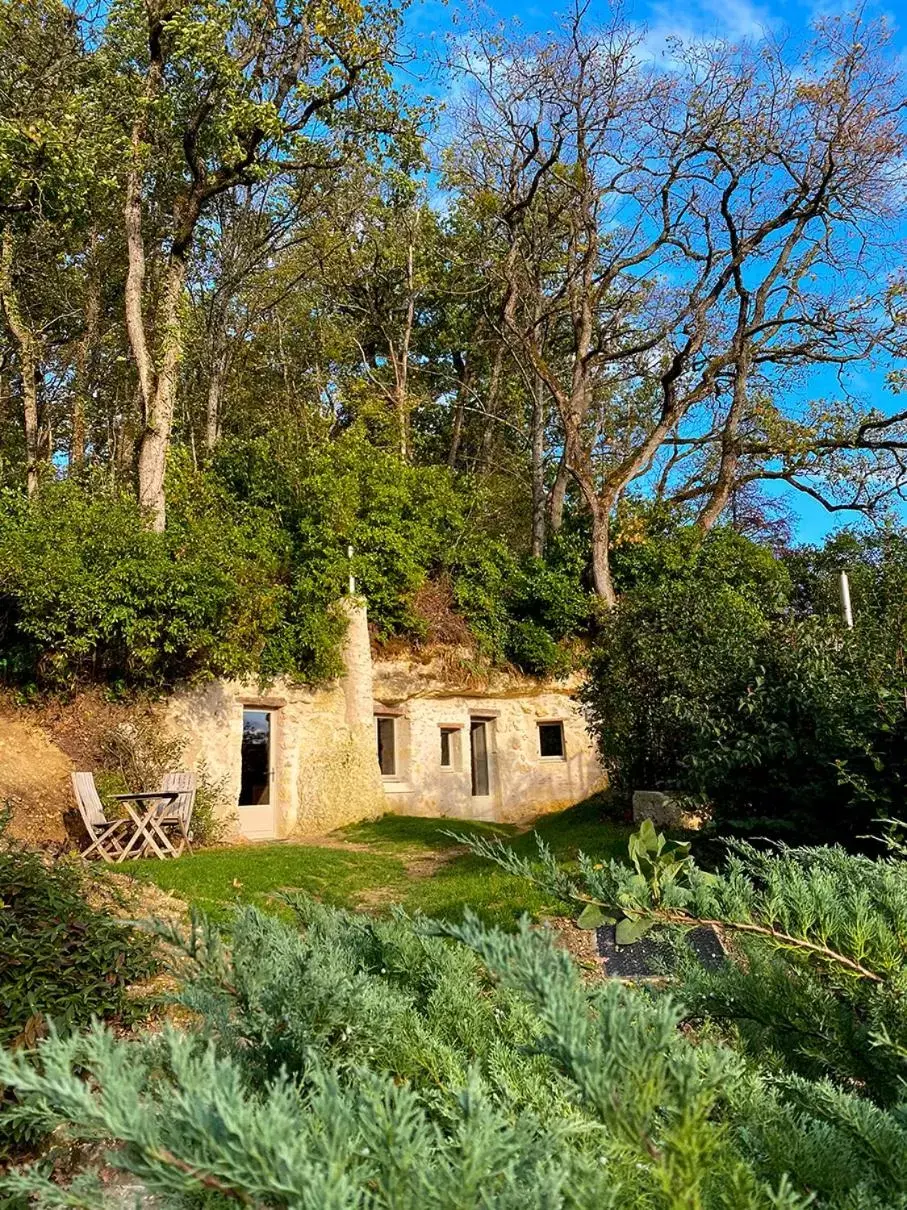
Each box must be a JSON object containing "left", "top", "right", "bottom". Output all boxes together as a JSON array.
[{"left": 119, "top": 796, "right": 632, "bottom": 929}]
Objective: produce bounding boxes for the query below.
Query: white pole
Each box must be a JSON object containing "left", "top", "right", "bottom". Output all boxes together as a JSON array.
[
  {"left": 348, "top": 544, "right": 356, "bottom": 596},
  {"left": 838, "top": 571, "right": 854, "bottom": 629}
]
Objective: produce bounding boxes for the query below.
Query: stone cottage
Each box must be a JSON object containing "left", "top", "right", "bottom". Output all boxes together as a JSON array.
[{"left": 165, "top": 599, "right": 606, "bottom": 840}]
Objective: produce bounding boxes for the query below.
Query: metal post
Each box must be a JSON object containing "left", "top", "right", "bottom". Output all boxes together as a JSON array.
[{"left": 838, "top": 571, "right": 854, "bottom": 629}]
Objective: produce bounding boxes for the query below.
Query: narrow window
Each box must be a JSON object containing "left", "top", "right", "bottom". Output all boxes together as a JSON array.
[
  {"left": 376, "top": 716, "right": 396, "bottom": 776},
  {"left": 470, "top": 719, "right": 490, "bottom": 796},
  {"left": 440, "top": 727, "right": 457, "bottom": 768},
  {"left": 538, "top": 721, "right": 565, "bottom": 759},
  {"left": 240, "top": 709, "right": 271, "bottom": 805}
]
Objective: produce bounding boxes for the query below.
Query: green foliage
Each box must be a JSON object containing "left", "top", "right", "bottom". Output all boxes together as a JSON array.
[
  {"left": 582, "top": 526, "right": 780, "bottom": 799},
  {"left": 452, "top": 528, "right": 594, "bottom": 675},
  {"left": 0, "top": 808, "right": 156, "bottom": 1161},
  {"left": 583, "top": 525, "right": 907, "bottom": 840},
  {"left": 0, "top": 0, "right": 108, "bottom": 230},
  {"left": 609, "top": 516, "right": 790, "bottom": 604},
  {"left": 99, "top": 715, "right": 232, "bottom": 847},
  {"left": 212, "top": 429, "right": 593, "bottom": 677},
  {"left": 572, "top": 821, "right": 692, "bottom": 940},
  {"left": 462, "top": 822, "right": 907, "bottom": 1108},
  {"left": 7, "top": 851, "right": 907, "bottom": 1206},
  {"left": 0, "top": 812, "right": 156, "bottom": 1050},
  {"left": 627, "top": 818, "right": 693, "bottom": 900},
  {"left": 213, "top": 427, "right": 471, "bottom": 642},
  {"left": 0, "top": 469, "right": 290, "bottom": 690},
  {"left": 678, "top": 614, "right": 907, "bottom": 839}
]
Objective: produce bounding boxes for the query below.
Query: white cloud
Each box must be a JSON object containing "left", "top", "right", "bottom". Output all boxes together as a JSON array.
[{"left": 636, "top": 0, "right": 774, "bottom": 65}]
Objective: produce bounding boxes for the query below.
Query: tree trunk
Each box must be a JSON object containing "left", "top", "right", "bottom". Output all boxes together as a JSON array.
[
  {"left": 548, "top": 452, "right": 568, "bottom": 535},
  {"left": 72, "top": 247, "right": 100, "bottom": 466},
  {"left": 113, "top": 382, "right": 142, "bottom": 475},
  {"left": 589, "top": 504, "right": 616, "bottom": 606},
  {"left": 136, "top": 255, "right": 187, "bottom": 530},
  {"left": 530, "top": 370, "right": 546, "bottom": 557},
  {"left": 447, "top": 351, "right": 468, "bottom": 469},
  {"left": 400, "top": 239, "right": 416, "bottom": 463},
  {"left": 0, "top": 231, "right": 41, "bottom": 495},
  {"left": 205, "top": 327, "right": 229, "bottom": 451},
  {"left": 697, "top": 348, "right": 751, "bottom": 532},
  {"left": 477, "top": 344, "right": 506, "bottom": 474}
]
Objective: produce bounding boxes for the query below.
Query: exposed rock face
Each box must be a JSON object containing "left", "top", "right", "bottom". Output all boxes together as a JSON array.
[
  {"left": 632, "top": 790, "right": 703, "bottom": 831},
  {"left": 164, "top": 599, "right": 387, "bottom": 840},
  {"left": 0, "top": 708, "right": 73, "bottom": 845},
  {"left": 165, "top": 614, "right": 605, "bottom": 839}
]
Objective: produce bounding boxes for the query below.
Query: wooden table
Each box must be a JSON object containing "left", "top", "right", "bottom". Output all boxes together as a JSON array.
[{"left": 112, "top": 791, "right": 179, "bottom": 861}]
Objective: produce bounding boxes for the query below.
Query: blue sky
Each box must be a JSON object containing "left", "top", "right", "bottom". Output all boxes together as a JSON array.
[{"left": 402, "top": 0, "right": 907, "bottom": 544}]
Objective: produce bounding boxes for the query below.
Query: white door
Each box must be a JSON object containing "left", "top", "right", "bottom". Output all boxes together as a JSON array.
[{"left": 238, "top": 708, "right": 276, "bottom": 840}]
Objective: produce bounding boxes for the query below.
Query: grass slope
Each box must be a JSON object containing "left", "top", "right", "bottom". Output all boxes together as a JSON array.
[{"left": 120, "top": 797, "right": 630, "bottom": 928}]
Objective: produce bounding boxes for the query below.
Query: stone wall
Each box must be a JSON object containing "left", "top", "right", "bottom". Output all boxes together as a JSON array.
[
  {"left": 632, "top": 790, "right": 704, "bottom": 831},
  {"left": 0, "top": 602, "right": 606, "bottom": 846},
  {"left": 164, "top": 599, "right": 386, "bottom": 840},
  {"left": 372, "top": 653, "right": 605, "bottom": 823},
  {"left": 163, "top": 605, "right": 606, "bottom": 839}
]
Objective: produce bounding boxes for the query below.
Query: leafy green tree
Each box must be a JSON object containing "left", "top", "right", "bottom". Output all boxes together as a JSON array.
[
  {"left": 581, "top": 527, "right": 789, "bottom": 798},
  {"left": 105, "top": 0, "right": 407, "bottom": 529},
  {"left": 0, "top": 0, "right": 111, "bottom": 492},
  {"left": 583, "top": 525, "right": 907, "bottom": 841},
  {"left": 0, "top": 468, "right": 290, "bottom": 689}
]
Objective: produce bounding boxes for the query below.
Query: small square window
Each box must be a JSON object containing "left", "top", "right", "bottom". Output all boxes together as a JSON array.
[
  {"left": 538, "top": 721, "right": 565, "bottom": 759},
  {"left": 376, "top": 716, "right": 396, "bottom": 776}
]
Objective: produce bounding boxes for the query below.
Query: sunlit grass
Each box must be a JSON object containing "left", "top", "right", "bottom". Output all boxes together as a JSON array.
[{"left": 121, "top": 796, "right": 632, "bottom": 930}]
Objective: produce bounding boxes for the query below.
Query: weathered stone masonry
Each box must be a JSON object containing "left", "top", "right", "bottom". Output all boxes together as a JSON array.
[{"left": 165, "top": 599, "right": 606, "bottom": 840}]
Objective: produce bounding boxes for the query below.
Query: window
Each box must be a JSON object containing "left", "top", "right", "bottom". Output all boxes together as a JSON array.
[
  {"left": 440, "top": 726, "right": 459, "bottom": 768},
  {"left": 240, "top": 709, "right": 271, "bottom": 805},
  {"left": 376, "top": 716, "right": 396, "bottom": 776},
  {"left": 538, "top": 721, "right": 565, "bottom": 760}
]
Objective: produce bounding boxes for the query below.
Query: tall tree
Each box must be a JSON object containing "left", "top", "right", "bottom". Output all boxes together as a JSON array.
[
  {"left": 0, "top": 0, "right": 100, "bottom": 492},
  {"left": 108, "top": 0, "right": 405, "bottom": 528},
  {"left": 448, "top": 8, "right": 907, "bottom": 602}
]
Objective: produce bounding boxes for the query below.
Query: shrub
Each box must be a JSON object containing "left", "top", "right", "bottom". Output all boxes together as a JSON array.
[
  {"left": 678, "top": 615, "right": 907, "bottom": 839},
  {"left": 582, "top": 525, "right": 907, "bottom": 840},
  {"left": 466, "top": 822, "right": 907, "bottom": 1106},
  {"left": 214, "top": 429, "right": 595, "bottom": 675},
  {"left": 212, "top": 427, "right": 472, "bottom": 638},
  {"left": 0, "top": 468, "right": 289, "bottom": 691},
  {"left": 0, "top": 809, "right": 157, "bottom": 1159},
  {"left": 0, "top": 811, "right": 156, "bottom": 1049},
  {"left": 581, "top": 528, "right": 780, "bottom": 800},
  {"left": 6, "top": 834, "right": 907, "bottom": 1206},
  {"left": 98, "top": 718, "right": 233, "bottom": 847}
]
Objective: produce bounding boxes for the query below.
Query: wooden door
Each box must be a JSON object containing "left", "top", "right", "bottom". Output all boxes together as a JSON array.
[{"left": 470, "top": 719, "right": 490, "bottom": 797}]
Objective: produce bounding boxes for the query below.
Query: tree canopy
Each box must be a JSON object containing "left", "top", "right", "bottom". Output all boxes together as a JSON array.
[{"left": 0, "top": 0, "right": 906, "bottom": 683}]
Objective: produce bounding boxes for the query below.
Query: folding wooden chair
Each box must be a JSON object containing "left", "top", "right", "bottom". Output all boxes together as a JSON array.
[
  {"left": 157, "top": 771, "right": 197, "bottom": 856},
  {"left": 71, "top": 772, "right": 133, "bottom": 862}
]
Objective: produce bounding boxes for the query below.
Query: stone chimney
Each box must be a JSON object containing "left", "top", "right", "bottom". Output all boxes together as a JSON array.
[{"left": 339, "top": 594, "right": 375, "bottom": 729}]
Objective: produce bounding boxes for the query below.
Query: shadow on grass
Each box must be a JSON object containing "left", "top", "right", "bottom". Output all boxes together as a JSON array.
[
  {"left": 340, "top": 814, "right": 518, "bottom": 852},
  {"left": 390, "top": 793, "right": 634, "bottom": 930}
]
